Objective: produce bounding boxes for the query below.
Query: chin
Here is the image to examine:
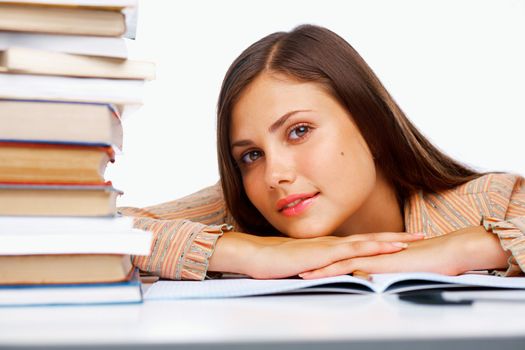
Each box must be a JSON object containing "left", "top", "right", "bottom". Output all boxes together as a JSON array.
[{"left": 279, "top": 220, "right": 334, "bottom": 239}]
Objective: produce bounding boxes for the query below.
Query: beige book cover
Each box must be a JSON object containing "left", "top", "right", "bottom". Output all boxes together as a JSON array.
[
  {"left": 0, "top": 100, "right": 123, "bottom": 150},
  {"left": 0, "top": 3, "right": 126, "bottom": 36},
  {"left": 0, "top": 182, "right": 122, "bottom": 216},
  {"left": 0, "top": 254, "right": 133, "bottom": 284},
  {"left": 0, "top": 142, "right": 113, "bottom": 183},
  {"left": 0, "top": 47, "right": 155, "bottom": 80}
]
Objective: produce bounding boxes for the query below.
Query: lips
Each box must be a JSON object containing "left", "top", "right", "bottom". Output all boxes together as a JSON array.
[{"left": 276, "top": 192, "right": 319, "bottom": 216}]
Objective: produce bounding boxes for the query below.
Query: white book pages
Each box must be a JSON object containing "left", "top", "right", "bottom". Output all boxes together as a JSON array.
[
  {"left": 122, "top": 6, "right": 137, "bottom": 39},
  {"left": 0, "top": 216, "right": 134, "bottom": 234},
  {"left": 145, "top": 276, "right": 375, "bottom": 300},
  {"left": 0, "top": 228, "right": 152, "bottom": 255},
  {"left": 0, "top": 32, "right": 128, "bottom": 59},
  {"left": 0, "top": 73, "right": 144, "bottom": 113},
  {"left": 370, "top": 272, "right": 525, "bottom": 293},
  {"left": 145, "top": 273, "right": 525, "bottom": 300}
]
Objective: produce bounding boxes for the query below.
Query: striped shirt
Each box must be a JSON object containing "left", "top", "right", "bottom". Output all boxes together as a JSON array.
[{"left": 119, "top": 172, "right": 525, "bottom": 280}]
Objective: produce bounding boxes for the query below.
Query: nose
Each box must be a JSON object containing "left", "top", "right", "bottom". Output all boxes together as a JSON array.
[{"left": 264, "top": 152, "right": 296, "bottom": 190}]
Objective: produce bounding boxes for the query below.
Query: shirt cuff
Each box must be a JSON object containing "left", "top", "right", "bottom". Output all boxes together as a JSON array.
[
  {"left": 482, "top": 216, "right": 525, "bottom": 277},
  {"left": 178, "top": 223, "right": 233, "bottom": 281}
]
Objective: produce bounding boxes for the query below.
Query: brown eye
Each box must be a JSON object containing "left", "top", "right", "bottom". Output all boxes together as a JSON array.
[
  {"left": 289, "top": 124, "right": 310, "bottom": 140},
  {"left": 241, "top": 150, "right": 263, "bottom": 164}
]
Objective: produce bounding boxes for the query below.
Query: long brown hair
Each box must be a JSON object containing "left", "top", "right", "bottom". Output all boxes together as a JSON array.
[{"left": 217, "top": 24, "right": 481, "bottom": 235}]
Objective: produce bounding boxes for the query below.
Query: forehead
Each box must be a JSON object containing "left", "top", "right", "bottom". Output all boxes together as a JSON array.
[{"left": 231, "top": 73, "right": 335, "bottom": 135}]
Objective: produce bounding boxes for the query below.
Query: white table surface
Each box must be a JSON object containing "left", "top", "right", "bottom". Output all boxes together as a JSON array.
[{"left": 1, "top": 286, "right": 525, "bottom": 349}]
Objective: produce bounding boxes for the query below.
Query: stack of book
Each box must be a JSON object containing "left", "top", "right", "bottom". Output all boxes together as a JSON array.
[{"left": 0, "top": 0, "right": 154, "bottom": 306}]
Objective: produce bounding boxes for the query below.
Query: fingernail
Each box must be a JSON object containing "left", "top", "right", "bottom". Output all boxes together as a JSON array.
[
  {"left": 392, "top": 242, "right": 408, "bottom": 248},
  {"left": 298, "top": 273, "right": 305, "bottom": 278}
]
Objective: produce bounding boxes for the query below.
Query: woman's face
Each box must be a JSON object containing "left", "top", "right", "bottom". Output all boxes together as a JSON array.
[{"left": 230, "top": 73, "right": 377, "bottom": 238}]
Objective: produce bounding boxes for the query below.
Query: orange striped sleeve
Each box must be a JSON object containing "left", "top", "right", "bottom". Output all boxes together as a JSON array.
[
  {"left": 404, "top": 176, "right": 488, "bottom": 237},
  {"left": 507, "top": 177, "right": 525, "bottom": 219},
  {"left": 118, "top": 182, "right": 237, "bottom": 280},
  {"left": 405, "top": 173, "right": 525, "bottom": 277},
  {"left": 483, "top": 175, "right": 525, "bottom": 276}
]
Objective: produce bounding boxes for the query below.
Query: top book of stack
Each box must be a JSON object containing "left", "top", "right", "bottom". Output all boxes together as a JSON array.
[{"left": 0, "top": 0, "right": 138, "bottom": 38}]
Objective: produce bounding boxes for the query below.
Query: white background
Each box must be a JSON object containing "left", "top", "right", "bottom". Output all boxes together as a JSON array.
[{"left": 108, "top": 0, "right": 525, "bottom": 207}]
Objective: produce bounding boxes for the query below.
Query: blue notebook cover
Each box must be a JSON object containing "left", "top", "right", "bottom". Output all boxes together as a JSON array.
[{"left": 0, "top": 268, "right": 142, "bottom": 307}]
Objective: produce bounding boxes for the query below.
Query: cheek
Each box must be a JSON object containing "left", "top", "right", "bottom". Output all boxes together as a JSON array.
[
  {"left": 242, "top": 169, "right": 267, "bottom": 212},
  {"left": 309, "top": 132, "right": 376, "bottom": 202},
  {"left": 335, "top": 144, "right": 376, "bottom": 204}
]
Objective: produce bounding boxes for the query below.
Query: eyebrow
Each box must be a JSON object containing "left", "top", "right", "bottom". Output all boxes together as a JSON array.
[{"left": 230, "top": 109, "right": 311, "bottom": 150}]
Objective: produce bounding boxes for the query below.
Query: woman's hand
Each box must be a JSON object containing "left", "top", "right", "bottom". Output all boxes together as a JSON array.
[
  {"left": 209, "top": 231, "right": 424, "bottom": 279},
  {"left": 299, "top": 226, "right": 511, "bottom": 279}
]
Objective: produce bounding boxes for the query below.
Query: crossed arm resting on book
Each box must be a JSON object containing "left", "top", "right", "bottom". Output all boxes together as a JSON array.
[{"left": 118, "top": 174, "right": 525, "bottom": 280}]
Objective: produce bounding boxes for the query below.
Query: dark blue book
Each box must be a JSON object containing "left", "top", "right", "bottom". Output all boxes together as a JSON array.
[{"left": 0, "top": 268, "right": 142, "bottom": 307}]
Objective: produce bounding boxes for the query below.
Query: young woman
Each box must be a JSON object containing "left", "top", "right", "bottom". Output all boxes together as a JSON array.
[{"left": 119, "top": 24, "right": 525, "bottom": 281}]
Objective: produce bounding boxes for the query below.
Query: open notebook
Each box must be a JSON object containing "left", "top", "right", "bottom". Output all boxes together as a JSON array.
[{"left": 144, "top": 272, "right": 525, "bottom": 300}]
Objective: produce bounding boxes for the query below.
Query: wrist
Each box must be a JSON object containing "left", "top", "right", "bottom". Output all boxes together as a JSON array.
[
  {"left": 454, "top": 226, "right": 510, "bottom": 273},
  {"left": 208, "top": 231, "right": 260, "bottom": 275}
]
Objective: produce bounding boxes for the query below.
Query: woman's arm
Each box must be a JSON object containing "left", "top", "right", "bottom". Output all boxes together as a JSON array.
[
  {"left": 120, "top": 183, "right": 423, "bottom": 280},
  {"left": 298, "top": 225, "right": 511, "bottom": 279},
  {"left": 209, "top": 231, "right": 423, "bottom": 279}
]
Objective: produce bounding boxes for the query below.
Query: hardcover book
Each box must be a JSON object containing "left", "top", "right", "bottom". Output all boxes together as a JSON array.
[
  {"left": 0, "top": 254, "right": 134, "bottom": 284},
  {"left": 0, "top": 182, "right": 122, "bottom": 216},
  {"left": 0, "top": 3, "right": 126, "bottom": 37},
  {"left": 0, "top": 142, "right": 114, "bottom": 184},
  {"left": 0, "top": 32, "right": 128, "bottom": 59},
  {"left": 0, "top": 100, "right": 123, "bottom": 150},
  {"left": 0, "top": 216, "right": 152, "bottom": 256},
  {"left": 0, "top": 73, "right": 144, "bottom": 114},
  {"left": 0, "top": 47, "right": 156, "bottom": 80},
  {"left": 0, "top": 268, "right": 143, "bottom": 306}
]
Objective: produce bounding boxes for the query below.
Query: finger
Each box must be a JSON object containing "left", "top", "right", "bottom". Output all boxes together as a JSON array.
[
  {"left": 300, "top": 253, "right": 389, "bottom": 279},
  {"left": 299, "top": 259, "right": 356, "bottom": 280},
  {"left": 331, "top": 240, "right": 407, "bottom": 262},
  {"left": 345, "top": 232, "right": 424, "bottom": 243}
]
